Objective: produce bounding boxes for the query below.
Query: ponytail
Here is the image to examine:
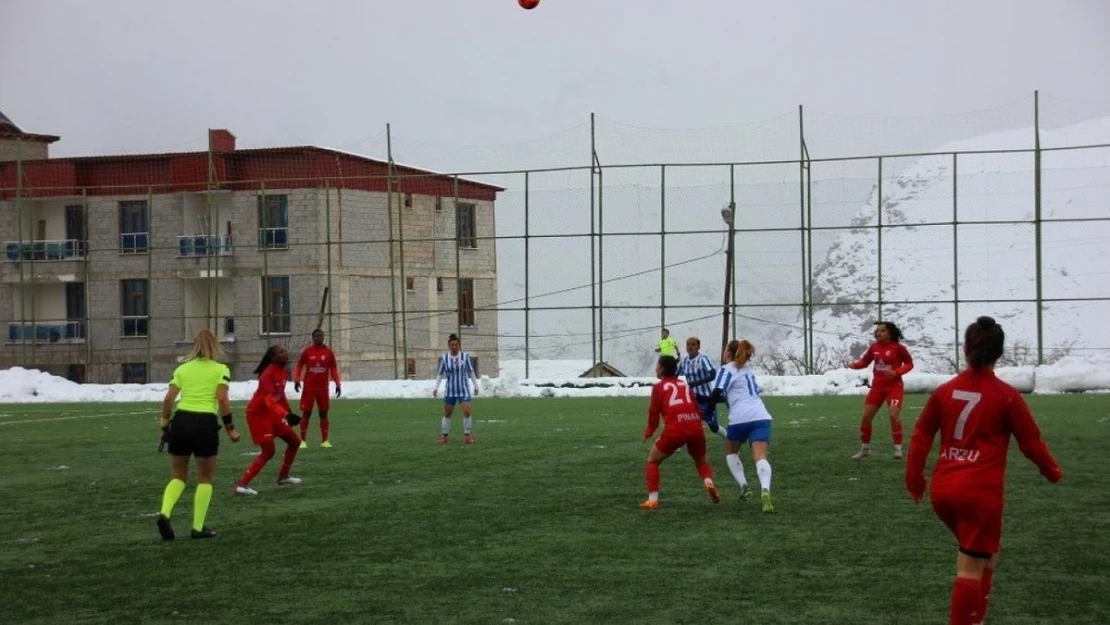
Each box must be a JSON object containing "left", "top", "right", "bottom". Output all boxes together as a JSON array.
[{"left": 725, "top": 339, "right": 755, "bottom": 367}]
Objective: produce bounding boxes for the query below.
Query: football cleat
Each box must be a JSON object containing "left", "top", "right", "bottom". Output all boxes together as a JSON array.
[
  {"left": 761, "top": 490, "right": 775, "bottom": 514},
  {"left": 437, "top": 434, "right": 449, "bottom": 445},
  {"left": 320, "top": 440, "right": 333, "bottom": 449},
  {"left": 277, "top": 476, "right": 302, "bottom": 486},
  {"left": 852, "top": 448, "right": 872, "bottom": 460},
  {"left": 894, "top": 449, "right": 904, "bottom": 460},
  {"left": 639, "top": 499, "right": 660, "bottom": 510},
  {"left": 738, "top": 484, "right": 752, "bottom": 500},
  {"left": 464, "top": 434, "right": 476, "bottom": 445},
  {"left": 234, "top": 485, "right": 258, "bottom": 496},
  {"left": 156, "top": 514, "right": 174, "bottom": 541},
  {"left": 190, "top": 527, "right": 217, "bottom": 539},
  {"left": 705, "top": 480, "right": 721, "bottom": 504},
  {"left": 299, "top": 440, "right": 307, "bottom": 449}
]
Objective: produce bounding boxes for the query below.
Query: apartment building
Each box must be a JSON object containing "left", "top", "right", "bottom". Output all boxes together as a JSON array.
[{"left": 0, "top": 112, "right": 502, "bottom": 384}]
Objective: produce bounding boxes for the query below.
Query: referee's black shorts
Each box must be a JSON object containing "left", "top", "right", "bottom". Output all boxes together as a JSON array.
[{"left": 167, "top": 410, "right": 220, "bottom": 458}]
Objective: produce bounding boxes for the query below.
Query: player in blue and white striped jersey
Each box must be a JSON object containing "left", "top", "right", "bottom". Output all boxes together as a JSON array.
[
  {"left": 678, "top": 336, "right": 727, "bottom": 439},
  {"left": 432, "top": 333, "right": 480, "bottom": 445},
  {"left": 709, "top": 339, "right": 775, "bottom": 513}
]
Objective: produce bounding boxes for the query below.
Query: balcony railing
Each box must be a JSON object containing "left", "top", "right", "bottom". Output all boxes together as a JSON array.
[
  {"left": 258, "top": 227, "right": 289, "bottom": 249},
  {"left": 120, "top": 232, "right": 149, "bottom": 254},
  {"left": 4, "top": 239, "right": 87, "bottom": 262},
  {"left": 8, "top": 320, "right": 86, "bottom": 342},
  {"left": 178, "top": 234, "right": 233, "bottom": 257},
  {"left": 121, "top": 315, "right": 150, "bottom": 338}
]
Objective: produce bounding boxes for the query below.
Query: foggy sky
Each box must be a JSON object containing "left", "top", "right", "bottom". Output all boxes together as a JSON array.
[{"left": 2, "top": 0, "right": 1109, "bottom": 166}]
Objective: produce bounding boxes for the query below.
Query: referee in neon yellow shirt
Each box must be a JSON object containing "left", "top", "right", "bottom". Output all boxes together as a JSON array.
[
  {"left": 655, "top": 328, "right": 679, "bottom": 359},
  {"left": 156, "top": 329, "right": 241, "bottom": 540}
]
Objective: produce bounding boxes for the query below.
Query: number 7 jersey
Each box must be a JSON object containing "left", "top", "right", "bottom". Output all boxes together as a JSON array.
[{"left": 907, "top": 368, "right": 1061, "bottom": 504}]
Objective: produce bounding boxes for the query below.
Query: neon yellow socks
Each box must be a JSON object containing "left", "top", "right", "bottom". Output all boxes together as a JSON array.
[
  {"left": 160, "top": 478, "right": 186, "bottom": 517},
  {"left": 192, "top": 483, "right": 213, "bottom": 532}
]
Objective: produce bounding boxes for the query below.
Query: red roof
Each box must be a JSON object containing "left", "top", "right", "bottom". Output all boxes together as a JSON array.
[{"left": 0, "top": 144, "right": 503, "bottom": 201}]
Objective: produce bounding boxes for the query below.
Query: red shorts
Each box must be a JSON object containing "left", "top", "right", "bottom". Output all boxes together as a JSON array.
[
  {"left": 654, "top": 428, "right": 707, "bottom": 458},
  {"left": 246, "top": 409, "right": 298, "bottom": 446},
  {"left": 865, "top": 384, "right": 904, "bottom": 409},
  {"left": 931, "top": 494, "right": 1003, "bottom": 557},
  {"left": 299, "top": 387, "right": 330, "bottom": 413}
]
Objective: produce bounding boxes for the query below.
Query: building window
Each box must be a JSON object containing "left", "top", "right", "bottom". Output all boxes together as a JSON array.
[
  {"left": 406, "top": 358, "right": 416, "bottom": 379},
  {"left": 458, "top": 278, "right": 475, "bottom": 327},
  {"left": 257, "top": 194, "right": 289, "bottom": 249},
  {"left": 456, "top": 203, "right": 476, "bottom": 249},
  {"left": 261, "top": 276, "right": 291, "bottom": 334},
  {"left": 404, "top": 192, "right": 413, "bottom": 208},
  {"left": 471, "top": 357, "right": 479, "bottom": 377},
  {"left": 120, "top": 279, "right": 150, "bottom": 337},
  {"left": 122, "top": 362, "right": 147, "bottom": 384},
  {"left": 436, "top": 277, "right": 444, "bottom": 293},
  {"left": 119, "top": 200, "right": 149, "bottom": 254},
  {"left": 65, "top": 282, "right": 87, "bottom": 339},
  {"left": 434, "top": 197, "right": 443, "bottom": 212},
  {"left": 406, "top": 276, "right": 415, "bottom": 292}
]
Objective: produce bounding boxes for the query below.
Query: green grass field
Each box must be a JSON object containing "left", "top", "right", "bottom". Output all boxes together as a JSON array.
[{"left": 2, "top": 394, "right": 1108, "bottom": 625}]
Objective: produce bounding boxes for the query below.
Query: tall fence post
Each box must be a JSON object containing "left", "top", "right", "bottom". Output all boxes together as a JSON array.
[
  {"left": 15, "top": 143, "right": 27, "bottom": 365},
  {"left": 660, "top": 165, "right": 666, "bottom": 332},
  {"left": 83, "top": 188, "right": 91, "bottom": 376},
  {"left": 146, "top": 185, "right": 154, "bottom": 376},
  {"left": 524, "top": 171, "right": 531, "bottom": 379},
  {"left": 597, "top": 153, "right": 604, "bottom": 366},
  {"left": 1033, "top": 90, "right": 1045, "bottom": 365},
  {"left": 798, "top": 105, "right": 811, "bottom": 372},
  {"left": 453, "top": 175, "right": 462, "bottom": 339},
  {"left": 589, "top": 112, "right": 598, "bottom": 366},
  {"left": 260, "top": 181, "right": 271, "bottom": 355},
  {"left": 325, "top": 178, "right": 333, "bottom": 340},
  {"left": 952, "top": 153, "right": 960, "bottom": 370},
  {"left": 385, "top": 124, "right": 399, "bottom": 378},
  {"left": 877, "top": 157, "right": 884, "bottom": 322},
  {"left": 730, "top": 164, "right": 737, "bottom": 342}
]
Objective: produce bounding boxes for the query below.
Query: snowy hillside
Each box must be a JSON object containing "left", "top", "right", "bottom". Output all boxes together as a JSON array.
[
  {"left": 783, "top": 117, "right": 1110, "bottom": 371},
  {"left": 488, "top": 116, "right": 1110, "bottom": 376}
]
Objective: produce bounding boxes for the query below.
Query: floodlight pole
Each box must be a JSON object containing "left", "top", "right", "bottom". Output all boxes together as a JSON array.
[{"left": 720, "top": 202, "right": 736, "bottom": 361}]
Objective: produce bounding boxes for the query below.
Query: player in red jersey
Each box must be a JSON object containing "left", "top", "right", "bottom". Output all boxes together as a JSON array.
[
  {"left": 235, "top": 345, "right": 304, "bottom": 495},
  {"left": 906, "top": 316, "right": 1062, "bottom": 625},
  {"left": 293, "top": 329, "right": 342, "bottom": 449},
  {"left": 847, "top": 321, "right": 914, "bottom": 459},
  {"left": 640, "top": 355, "right": 720, "bottom": 509}
]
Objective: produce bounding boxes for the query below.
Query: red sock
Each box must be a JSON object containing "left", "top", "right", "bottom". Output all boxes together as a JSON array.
[
  {"left": 892, "top": 421, "right": 904, "bottom": 445},
  {"left": 981, "top": 567, "right": 994, "bottom": 621},
  {"left": 646, "top": 462, "right": 660, "bottom": 493},
  {"left": 950, "top": 577, "right": 983, "bottom": 625},
  {"left": 320, "top": 414, "right": 330, "bottom": 442},
  {"left": 861, "top": 422, "right": 873, "bottom": 445},
  {"left": 299, "top": 416, "right": 310, "bottom": 442},
  {"left": 278, "top": 435, "right": 300, "bottom": 479},
  {"left": 695, "top": 461, "right": 713, "bottom": 481},
  {"left": 239, "top": 442, "right": 276, "bottom": 485}
]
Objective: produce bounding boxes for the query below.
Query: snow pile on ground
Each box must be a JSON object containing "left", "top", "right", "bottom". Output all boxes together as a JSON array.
[{"left": 0, "top": 355, "right": 1107, "bottom": 404}]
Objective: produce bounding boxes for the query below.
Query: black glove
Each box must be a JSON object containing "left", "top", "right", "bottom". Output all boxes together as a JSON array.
[
  {"left": 158, "top": 425, "right": 170, "bottom": 452},
  {"left": 335, "top": 385, "right": 342, "bottom": 398},
  {"left": 285, "top": 412, "right": 302, "bottom": 427},
  {"left": 294, "top": 382, "right": 302, "bottom": 393}
]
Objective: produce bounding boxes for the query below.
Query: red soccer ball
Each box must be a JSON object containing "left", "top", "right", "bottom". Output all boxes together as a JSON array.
[{"left": 519, "top": 0, "right": 539, "bottom": 9}]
